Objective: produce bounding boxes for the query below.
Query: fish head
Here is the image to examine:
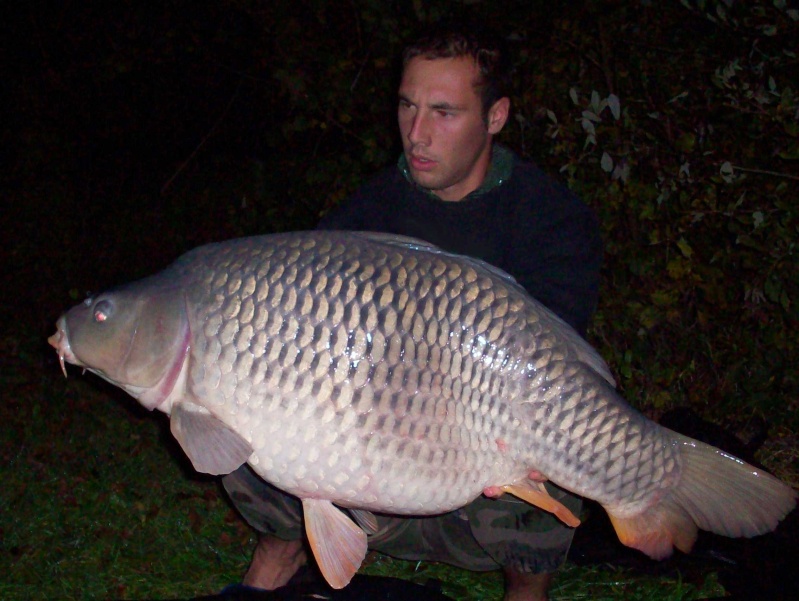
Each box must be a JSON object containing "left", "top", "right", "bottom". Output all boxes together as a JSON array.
[{"left": 49, "top": 276, "right": 191, "bottom": 410}]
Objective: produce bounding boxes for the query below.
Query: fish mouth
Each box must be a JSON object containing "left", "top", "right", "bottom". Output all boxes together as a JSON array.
[{"left": 48, "top": 315, "right": 80, "bottom": 377}]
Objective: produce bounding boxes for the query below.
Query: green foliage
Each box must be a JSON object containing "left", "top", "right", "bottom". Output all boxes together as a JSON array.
[{"left": 498, "top": 0, "right": 797, "bottom": 431}]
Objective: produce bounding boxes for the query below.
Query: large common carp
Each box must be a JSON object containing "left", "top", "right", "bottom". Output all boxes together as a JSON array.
[{"left": 49, "top": 231, "right": 795, "bottom": 588}]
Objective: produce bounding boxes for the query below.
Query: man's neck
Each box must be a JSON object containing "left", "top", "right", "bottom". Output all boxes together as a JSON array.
[{"left": 398, "top": 144, "right": 514, "bottom": 201}]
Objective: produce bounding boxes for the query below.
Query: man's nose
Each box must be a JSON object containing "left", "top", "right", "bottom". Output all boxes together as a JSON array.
[{"left": 408, "top": 111, "right": 431, "bottom": 146}]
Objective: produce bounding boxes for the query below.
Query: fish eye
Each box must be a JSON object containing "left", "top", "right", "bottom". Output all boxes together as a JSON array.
[{"left": 93, "top": 299, "right": 114, "bottom": 323}]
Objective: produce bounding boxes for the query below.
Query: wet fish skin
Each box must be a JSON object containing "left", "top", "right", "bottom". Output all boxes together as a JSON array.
[
  {"left": 51, "top": 231, "right": 619, "bottom": 511},
  {"left": 49, "top": 230, "right": 796, "bottom": 587}
]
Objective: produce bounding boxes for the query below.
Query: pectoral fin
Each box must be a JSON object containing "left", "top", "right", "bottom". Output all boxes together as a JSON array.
[
  {"left": 501, "top": 482, "right": 581, "bottom": 528},
  {"left": 170, "top": 401, "right": 253, "bottom": 475},
  {"left": 302, "top": 499, "right": 367, "bottom": 589}
]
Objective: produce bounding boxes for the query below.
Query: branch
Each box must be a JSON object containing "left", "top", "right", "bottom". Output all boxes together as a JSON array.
[
  {"left": 731, "top": 165, "right": 799, "bottom": 181},
  {"left": 160, "top": 78, "right": 243, "bottom": 195}
]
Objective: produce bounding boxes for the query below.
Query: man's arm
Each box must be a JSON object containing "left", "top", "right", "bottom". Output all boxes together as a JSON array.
[
  {"left": 500, "top": 160, "right": 603, "bottom": 337},
  {"left": 532, "top": 209, "right": 601, "bottom": 337},
  {"left": 511, "top": 206, "right": 602, "bottom": 338}
]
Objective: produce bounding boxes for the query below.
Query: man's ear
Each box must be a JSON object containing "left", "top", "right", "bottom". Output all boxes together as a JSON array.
[{"left": 487, "top": 97, "right": 510, "bottom": 135}]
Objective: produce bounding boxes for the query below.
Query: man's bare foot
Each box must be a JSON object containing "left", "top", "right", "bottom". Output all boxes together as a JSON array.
[
  {"left": 242, "top": 535, "right": 308, "bottom": 590},
  {"left": 503, "top": 568, "right": 553, "bottom": 601}
]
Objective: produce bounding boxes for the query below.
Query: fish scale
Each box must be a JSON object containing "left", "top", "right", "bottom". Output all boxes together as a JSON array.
[
  {"left": 49, "top": 230, "right": 796, "bottom": 589},
  {"left": 186, "top": 235, "right": 615, "bottom": 510}
]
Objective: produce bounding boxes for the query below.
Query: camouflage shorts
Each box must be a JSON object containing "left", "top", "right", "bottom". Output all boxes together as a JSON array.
[{"left": 222, "top": 465, "right": 581, "bottom": 574}]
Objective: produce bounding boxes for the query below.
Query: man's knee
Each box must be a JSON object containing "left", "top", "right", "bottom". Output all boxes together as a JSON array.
[
  {"left": 466, "top": 487, "right": 581, "bottom": 573},
  {"left": 223, "top": 465, "right": 304, "bottom": 539}
]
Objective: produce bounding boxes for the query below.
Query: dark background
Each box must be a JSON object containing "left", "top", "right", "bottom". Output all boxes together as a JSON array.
[
  {"left": 1, "top": 1, "right": 797, "bottom": 598},
  {"left": 5, "top": 0, "right": 797, "bottom": 422}
]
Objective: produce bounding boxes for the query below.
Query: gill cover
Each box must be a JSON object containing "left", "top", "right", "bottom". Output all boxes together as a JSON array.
[{"left": 63, "top": 273, "right": 190, "bottom": 407}]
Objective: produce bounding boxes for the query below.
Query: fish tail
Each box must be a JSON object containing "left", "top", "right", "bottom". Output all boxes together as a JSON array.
[{"left": 606, "top": 428, "right": 797, "bottom": 560}]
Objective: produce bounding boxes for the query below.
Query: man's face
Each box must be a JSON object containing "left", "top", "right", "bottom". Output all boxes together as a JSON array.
[{"left": 398, "top": 56, "right": 507, "bottom": 202}]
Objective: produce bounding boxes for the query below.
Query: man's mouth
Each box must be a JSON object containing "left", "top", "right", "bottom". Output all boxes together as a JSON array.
[{"left": 409, "top": 154, "right": 437, "bottom": 171}]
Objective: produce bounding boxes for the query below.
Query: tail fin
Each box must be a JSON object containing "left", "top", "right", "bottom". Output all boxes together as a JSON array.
[{"left": 607, "top": 428, "right": 796, "bottom": 560}]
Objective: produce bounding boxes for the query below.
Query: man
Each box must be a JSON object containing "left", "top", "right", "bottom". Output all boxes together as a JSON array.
[{"left": 223, "top": 23, "right": 602, "bottom": 601}]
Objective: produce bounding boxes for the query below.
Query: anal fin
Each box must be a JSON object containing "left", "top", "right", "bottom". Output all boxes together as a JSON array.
[
  {"left": 501, "top": 482, "right": 581, "bottom": 527},
  {"left": 302, "top": 498, "right": 367, "bottom": 589}
]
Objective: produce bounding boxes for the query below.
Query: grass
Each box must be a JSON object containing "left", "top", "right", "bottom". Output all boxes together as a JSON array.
[
  {"left": 2, "top": 330, "right": 728, "bottom": 601},
  {"left": 360, "top": 557, "right": 725, "bottom": 600},
  {"left": 1, "top": 361, "right": 250, "bottom": 600}
]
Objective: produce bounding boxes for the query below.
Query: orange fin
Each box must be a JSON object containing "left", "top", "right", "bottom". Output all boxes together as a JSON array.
[
  {"left": 607, "top": 506, "right": 697, "bottom": 560},
  {"left": 170, "top": 401, "right": 252, "bottom": 475},
  {"left": 605, "top": 428, "right": 797, "bottom": 560},
  {"left": 302, "top": 499, "right": 367, "bottom": 589},
  {"left": 501, "top": 483, "right": 581, "bottom": 527}
]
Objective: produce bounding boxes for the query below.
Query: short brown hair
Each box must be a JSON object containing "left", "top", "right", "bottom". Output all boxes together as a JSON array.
[{"left": 402, "top": 21, "right": 512, "bottom": 119}]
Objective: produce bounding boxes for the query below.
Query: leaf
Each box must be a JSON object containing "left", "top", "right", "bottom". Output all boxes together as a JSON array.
[
  {"left": 667, "top": 257, "right": 691, "bottom": 279},
  {"left": 719, "top": 161, "right": 735, "bottom": 183},
  {"left": 668, "top": 91, "right": 690, "bottom": 104},
  {"left": 582, "top": 110, "right": 602, "bottom": 123},
  {"left": 776, "top": 144, "right": 799, "bottom": 160},
  {"left": 638, "top": 305, "right": 660, "bottom": 330},
  {"left": 676, "top": 237, "right": 694, "bottom": 259},
  {"left": 601, "top": 152, "right": 614, "bottom": 172},
  {"left": 651, "top": 289, "right": 677, "bottom": 307},
  {"left": 650, "top": 389, "right": 673, "bottom": 409},
  {"left": 765, "top": 277, "right": 791, "bottom": 312},
  {"left": 607, "top": 94, "right": 621, "bottom": 120},
  {"left": 591, "top": 90, "right": 601, "bottom": 112},
  {"left": 676, "top": 133, "right": 696, "bottom": 152},
  {"left": 735, "top": 234, "right": 765, "bottom": 252},
  {"left": 612, "top": 162, "right": 630, "bottom": 182}
]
